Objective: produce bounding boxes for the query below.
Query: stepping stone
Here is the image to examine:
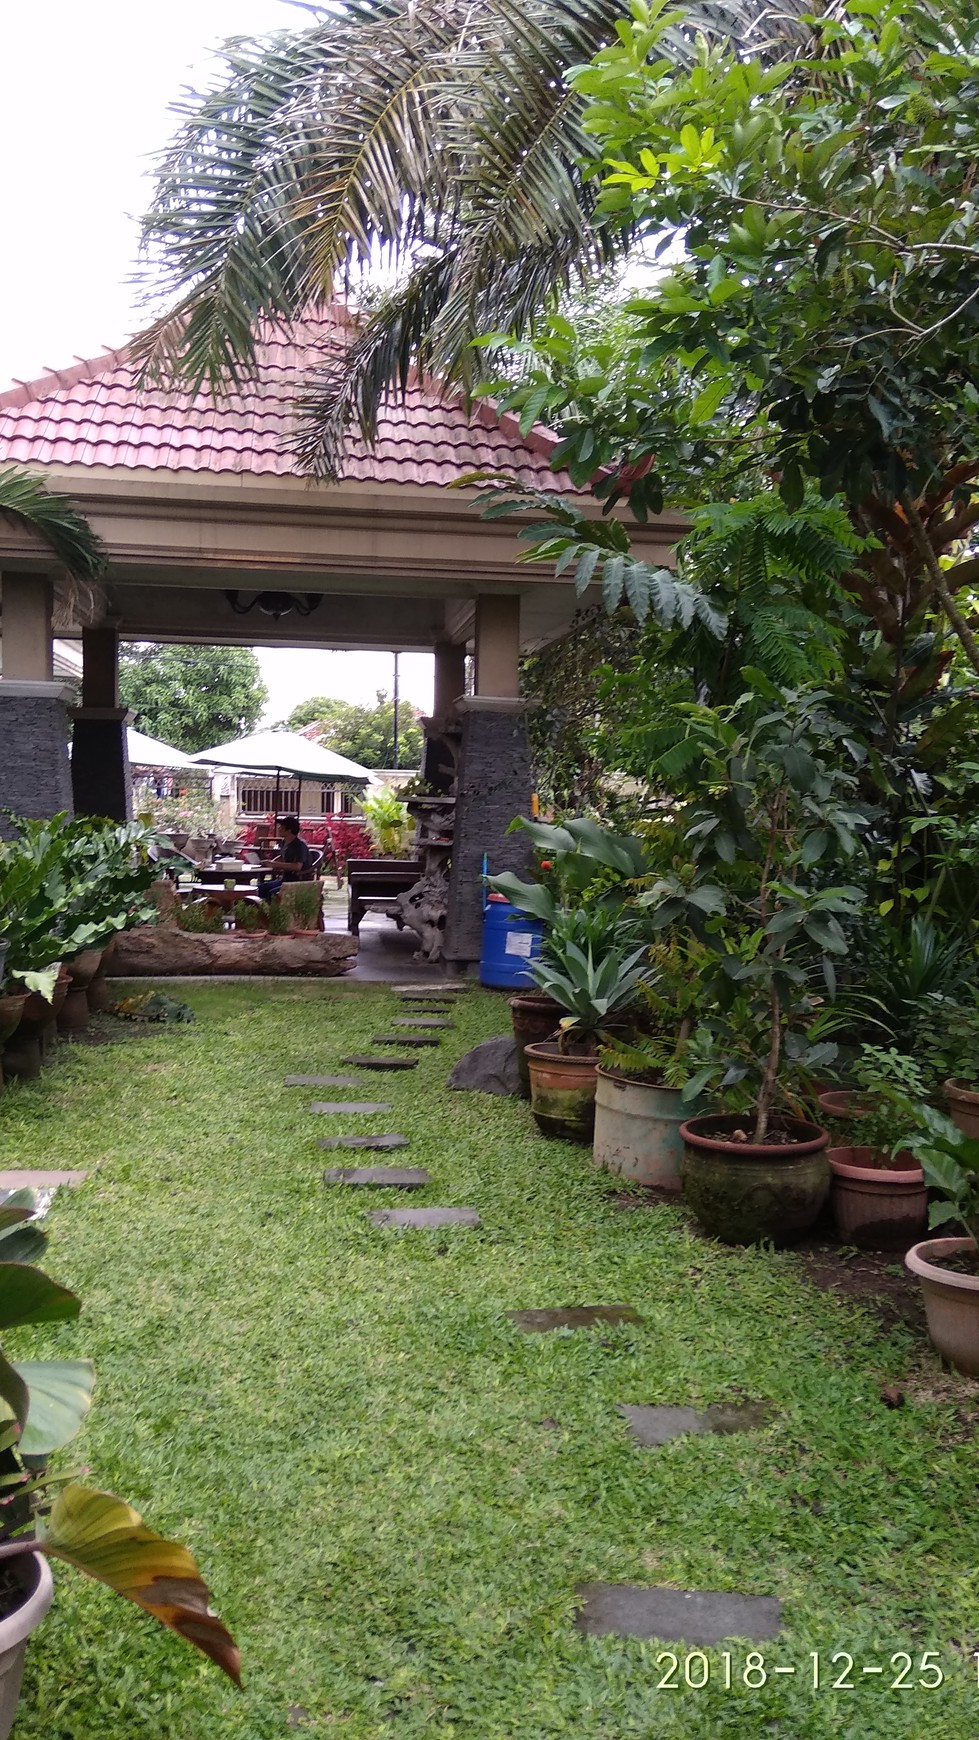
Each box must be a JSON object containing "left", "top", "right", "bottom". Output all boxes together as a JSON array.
[
  {"left": 399, "top": 1002, "right": 453, "bottom": 1012},
  {"left": 392, "top": 1017, "right": 453, "bottom": 1029},
  {"left": 399, "top": 993, "right": 456, "bottom": 1003},
  {"left": 0, "top": 1169, "right": 87, "bottom": 1190},
  {"left": 392, "top": 984, "right": 465, "bottom": 995},
  {"left": 284, "top": 1074, "right": 362, "bottom": 1088},
  {"left": 618, "top": 1401, "right": 774, "bottom": 1448},
  {"left": 318, "top": 1134, "right": 409, "bottom": 1151},
  {"left": 323, "top": 1166, "right": 430, "bottom": 1188},
  {"left": 373, "top": 1034, "right": 440, "bottom": 1048},
  {"left": 309, "top": 1101, "right": 392, "bottom": 1115},
  {"left": 367, "top": 1206, "right": 481, "bottom": 1229},
  {"left": 575, "top": 1583, "right": 781, "bottom": 1645},
  {"left": 508, "top": 1305, "right": 642, "bottom": 1333},
  {"left": 342, "top": 1055, "right": 418, "bottom": 1071}
]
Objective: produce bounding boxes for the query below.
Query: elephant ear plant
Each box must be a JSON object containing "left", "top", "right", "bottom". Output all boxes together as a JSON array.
[
  {"left": 0, "top": 1191, "right": 239, "bottom": 1685},
  {"left": 489, "top": 815, "right": 649, "bottom": 928}
]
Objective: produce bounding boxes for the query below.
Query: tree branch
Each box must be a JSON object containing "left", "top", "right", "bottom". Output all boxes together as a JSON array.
[{"left": 901, "top": 493, "right": 979, "bottom": 678}]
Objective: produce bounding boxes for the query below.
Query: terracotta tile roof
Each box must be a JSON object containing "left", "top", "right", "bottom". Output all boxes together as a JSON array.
[{"left": 0, "top": 308, "right": 575, "bottom": 490}]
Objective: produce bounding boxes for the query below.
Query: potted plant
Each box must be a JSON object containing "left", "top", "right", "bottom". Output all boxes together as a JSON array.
[
  {"left": 523, "top": 906, "right": 652, "bottom": 1143},
  {"left": 362, "top": 788, "right": 413, "bottom": 857},
  {"left": 902, "top": 1106, "right": 979, "bottom": 1374},
  {"left": 285, "top": 881, "right": 322, "bottom": 935},
  {"left": 489, "top": 817, "right": 650, "bottom": 1094},
  {"left": 0, "top": 1190, "right": 238, "bottom": 1734},
  {"left": 821, "top": 1048, "right": 928, "bottom": 1249},
  {"left": 593, "top": 938, "right": 710, "bottom": 1190},
  {"left": 264, "top": 898, "right": 291, "bottom": 937},
  {"left": 643, "top": 682, "right": 868, "bottom": 1243},
  {"left": 231, "top": 899, "right": 267, "bottom": 938}
]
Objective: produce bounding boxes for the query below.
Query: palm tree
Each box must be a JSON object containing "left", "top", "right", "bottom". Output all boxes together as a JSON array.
[
  {"left": 135, "top": 0, "right": 826, "bottom": 478},
  {"left": 0, "top": 467, "right": 106, "bottom": 585}
]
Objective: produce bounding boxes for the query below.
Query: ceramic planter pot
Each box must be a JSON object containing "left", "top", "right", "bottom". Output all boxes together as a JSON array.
[
  {"left": 945, "top": 1078, "right": 979, "bottom": 1141},
  {"left": 594, "top": 1068, "right": 705, "bottom": 1191},
  {"left": 905, "top": 1237, "right": 979, "bottom": 1375},
  {"left": 0, "top": 994, "right": 27, "bottom": 1052},
  {"left": 3, "top": 970, "right": 68, "bottom": 1079},
  {"left": 58, "top": 949, "right": 104, "bottom": 1034},
  {"left": 0, "top": 1553, "right": 53, "bottom": 1740},
  {"left": 509, "top": 995, "right": 561, "bottom": 1099},
  {"left": 828, "top": 1145, "right": 927, "bottom": 1250},
  {"left": 679, "top": 1113, "right": 830, "bottom": 1245},
  {"left": 525, "top": 1042, "right": 598, "bottom": 1144},
  {"left": 817, "top": 1089, "right": 874, "bottom": 1121}
]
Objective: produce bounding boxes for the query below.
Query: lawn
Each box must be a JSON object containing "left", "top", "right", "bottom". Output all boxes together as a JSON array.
[{"left": 3, "top": 981, "right": 977, "bottom": 1739}]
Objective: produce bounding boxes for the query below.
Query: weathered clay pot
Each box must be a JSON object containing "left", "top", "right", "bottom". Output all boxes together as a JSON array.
[
  {"left": 594, "top": 1068, "right": 705, "bottom": 1191},
  {"left": 679, "top": 1113, "right": 830, "bottom": 1245},
  {"left": 0, "top": 1553, "right": 54, "bottom": 1740},
  {"left": 945, "top": 1078, "right": 979, "bottom": 1142},
  {"left": 3, "top": 971, "right": 68, "bottom": 1078},
  {"left": 906, "top": 1236, "right": 979, "bottom": 1374},
  {"left": 0, "top": 995, "right": 27, "bottom": 1052},
  {"left": 828, "top": 1145, "right": 927, "bottom": 1250},
  {"left": 525, "top": 1041, "right": 598, "bottom": 1143},
  {"left": 509, "top": 994, "right": 561, "bottom": 1099},
  {"left": 58, "top": 949, "right": 104, "bottom": 1034},
  {"left": 817, "top": 1089, "right": 874, "bottom": 1121}
]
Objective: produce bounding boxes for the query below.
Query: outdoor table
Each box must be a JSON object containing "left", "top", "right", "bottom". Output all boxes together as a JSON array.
[
  {"left": 195, "top": 863, "right": 267, "bottom": 885},
  {"left": 185, "top": 883, "right": 265, "bottom": 915}
]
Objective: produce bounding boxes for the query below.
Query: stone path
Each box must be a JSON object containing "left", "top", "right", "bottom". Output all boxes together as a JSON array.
[
  {"left": 0, "top": 1169, "right": 87, "bottom": 1190},
  {"left": 508, "top": 1305, "right": 643, "bottom": 1333},
  {"left": 323, "top": 1166, "right": 430, "bottom": 1188},
  {"left": 575, "top": 1584, "right": 781, "bottom": 1644},
  {"left": 284, "top": 1074, "right": 362, "bottom": 1088},
  {"left": 309, "top": 1100, "right": 392, "bottom": 1115},
  {"left": 618, "top": 1401, "right": 773, "bottom": 1447},
  {"left": 373, "top": 1034, "right": 441, "bottom": 1047},
  {"left": 393, "top": 1017, "right": 453, "bottom": 1029},
  {"left": 342, "top": 1055, "right": 419, "bottom": 1071},
  {"left": 318, "top": 1134, "right": 409, "bottom": 1151},
  {"left": 367, "top": 1206, "right": 481, "bottom": 1229},
  {"left": 392, "top": 984, "right": 465, "bottom": 995}
]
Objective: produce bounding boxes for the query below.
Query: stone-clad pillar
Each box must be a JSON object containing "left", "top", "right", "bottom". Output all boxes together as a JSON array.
[
  {"left": 0, "top": 573, "right": 73, "bottom": 833},
  {"left": 443, "top": 595, "right": 533, "bottom": 971},
  {"left": 421, "top": 639, "right": 467, "bottom": 794},
  {"left": 71, "top": 625, "right": 132, "bottom": 822}
]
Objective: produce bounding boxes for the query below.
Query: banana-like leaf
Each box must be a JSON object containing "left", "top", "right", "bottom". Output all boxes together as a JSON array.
[
  {"left": 13, "top": 1360, "right": 96, "bottom": 1457},
  {"left": 0, "top": 1265, "right": 80, "bottom": 1332},
  {"left": 40, "top": 1485, "right": 241, "bottom": 1685},
  {"left": 0, "top": 1352, "right": 29, "bottom": 1435}
]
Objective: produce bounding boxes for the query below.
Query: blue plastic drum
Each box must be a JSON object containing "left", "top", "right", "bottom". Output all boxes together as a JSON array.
[{"left": 479, "top": 893, "right": 544, "bottom": 988}]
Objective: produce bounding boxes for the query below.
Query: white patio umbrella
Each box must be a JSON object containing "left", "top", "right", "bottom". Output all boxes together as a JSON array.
[
  {"left": 189, "top": 729, "right": 371, "bottom": 815},
  {"left": 126, "top": 727, "right": 196, "bottom": 770}
]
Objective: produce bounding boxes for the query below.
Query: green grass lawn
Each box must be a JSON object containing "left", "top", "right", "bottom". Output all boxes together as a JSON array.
[{"left": 3, "top": 981, "right": 978, "bottom": 1739}]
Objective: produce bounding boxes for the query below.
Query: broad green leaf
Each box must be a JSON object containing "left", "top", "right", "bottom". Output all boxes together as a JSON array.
[
  {"left": 0, "top": 1265, "right": 80, "bottom": 1332},
  {"left": 40, "top": 1484, "right": 241, "bottom": 1685},
  {"left": 14, "top": 1360, "right": 96, "bottom": 1457}
]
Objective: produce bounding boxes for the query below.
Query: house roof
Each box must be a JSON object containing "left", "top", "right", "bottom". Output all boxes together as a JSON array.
[{"left": 0, "top": 308, "right": 574, "bottom": 491}]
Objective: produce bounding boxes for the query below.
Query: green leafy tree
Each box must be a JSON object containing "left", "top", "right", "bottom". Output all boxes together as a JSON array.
[
  {"left": 119, "top": 645, "right": 267, "bottom": 753},
  {"left": 134, "top": 0, "right": 824, "bottom": 475},
  {"left": 290, "top": 690, "right": 423, "bottom": 769},
  {"left": 482, "top": 0, "right": 979, "bottom": 675}
]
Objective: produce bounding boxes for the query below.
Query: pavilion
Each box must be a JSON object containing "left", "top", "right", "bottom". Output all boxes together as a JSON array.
[{"left": 0, "top": 308, "right": 683, "bottom": 967}]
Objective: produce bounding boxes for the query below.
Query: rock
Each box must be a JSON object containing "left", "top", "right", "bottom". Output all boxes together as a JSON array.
[
  {"left": 367, "top": 1206, "right": 481, "bottom": 1229},
  {"left": 575, "top": 1584, "right": 781, "bottom": 1645},
  {"left": 108, "top": 926, "right": 357, "bottom": 977},
  {"left": 322, "top": 1167, "right": 430, "bottom": 1188},
  {"left": 447, "top": 1036, "right": 521, "bottom": 1097}
]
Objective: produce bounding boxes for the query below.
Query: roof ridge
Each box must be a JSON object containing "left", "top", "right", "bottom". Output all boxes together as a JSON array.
[{"left": 0, "top": 346, "right": 131, "bottom": 413}]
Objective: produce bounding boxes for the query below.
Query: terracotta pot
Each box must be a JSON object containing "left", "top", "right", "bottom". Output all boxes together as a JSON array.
[
  {"left": 0, "top": 994, "right": 27, "bottom": 1051},
  {"left": 65, "top": 948, "right": 103, "bottom": 992},
  {"left": 86, "top": 966, "right": 113, "bottom": 1013},
  {"left": 945, "top": 1078, "right": 979, "bottom": 1142},
  {"left": 679, "top": 1113, "right": 830, "bottom": 1245},
  {"left": 509, "top": 994, "right": 561, "bottom": 1099},
  {"left": 906, "top": 1236, "right": 979, "bottom": 1374},
  {"left": 4, "top": 970, "right": 68, "bottom": 1077},
  {"left": 828, "top": 1145, "right": 927, "bottom": 1250},
  {"left": 817, "top": 1089, "right": 874, "bottom": 1121},
  {"left": 594, "top": 1068, "right": 706, "bottom": 1191},
  {"left": 525, "top": 1041, "right": 598, "bottom": 1144},
  {"left": 0, "top": 1553, "right": 54, "bottom": 1740},
  {"left": 58, "top": 950, "right": 103, "bottom": 1035}
]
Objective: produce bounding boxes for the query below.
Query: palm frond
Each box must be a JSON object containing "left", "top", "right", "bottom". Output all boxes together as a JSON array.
[{"left": 0, "top": 469, "right": 107, "bottom": 589}]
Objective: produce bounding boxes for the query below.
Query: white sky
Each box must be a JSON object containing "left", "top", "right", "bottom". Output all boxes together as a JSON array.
[{"left": 1, "top": 0, "right": 434, "bottom": 719}]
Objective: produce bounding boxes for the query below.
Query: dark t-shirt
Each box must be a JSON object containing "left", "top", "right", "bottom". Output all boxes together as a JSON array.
[{"left": 281, "top": 837, "right": 314, "bottom": 878}]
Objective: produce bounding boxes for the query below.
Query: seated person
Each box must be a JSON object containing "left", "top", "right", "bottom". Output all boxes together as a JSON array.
[{"left": 258, "top": 816, "right": 314, "bottom": 899}]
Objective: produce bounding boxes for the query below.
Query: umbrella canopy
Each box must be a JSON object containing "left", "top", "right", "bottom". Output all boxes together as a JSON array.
[
  {"left": 126, "top": 728, "right": 195, "bottom": 770},
  {"left": 188, "top": 729, "right": 372, "bottom": 783}
]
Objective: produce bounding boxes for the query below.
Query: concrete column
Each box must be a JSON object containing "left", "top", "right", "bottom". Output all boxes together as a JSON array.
[
  {"left": 2, "top": 574, "right": 54, "bottom": 680},
  {"left": 0, "top": 573, "right": 72, "bottom": 831},
  {"left": 433, "top": 639, "right": 467, "bottom": 715},
  {"left": 443, "top": 697, "right": 535, "bottom": 972},
  {"left": 71, "top": 624, "right": 132, "bottom": 822},
  {"left": 473, "top": 594, "right": 521, "bottom": 699}
]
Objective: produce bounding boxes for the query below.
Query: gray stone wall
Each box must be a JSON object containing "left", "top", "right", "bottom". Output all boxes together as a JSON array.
[
  {"left": 444, "top": 704, "right": 533, "bottom": 967},
  {"left": 71, "top": 717, "right": 133, "bottom": 822},
  {"left": 0, "top": 692, "right": 73, "bottom": 835}
]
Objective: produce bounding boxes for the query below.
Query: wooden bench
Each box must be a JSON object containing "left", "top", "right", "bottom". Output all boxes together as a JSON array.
[{"left": 347, "top": 859, "right": 420, "bottom": 934}]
